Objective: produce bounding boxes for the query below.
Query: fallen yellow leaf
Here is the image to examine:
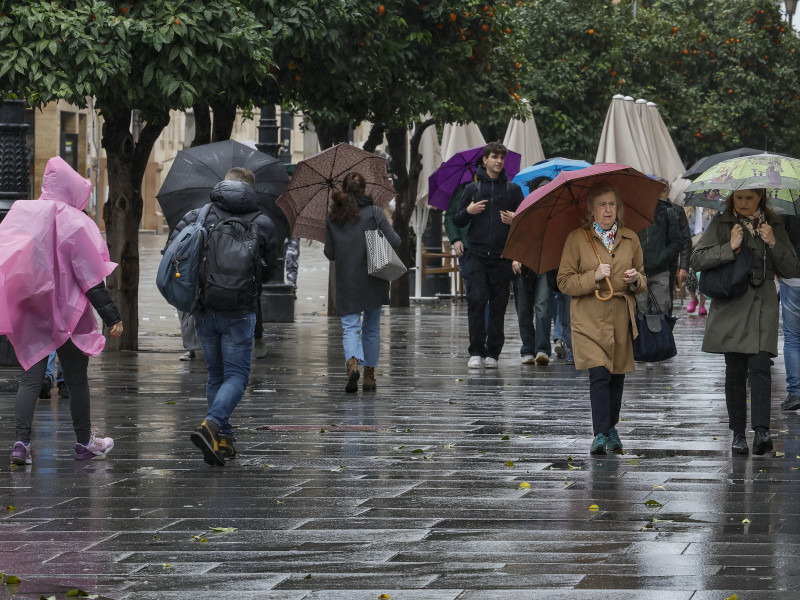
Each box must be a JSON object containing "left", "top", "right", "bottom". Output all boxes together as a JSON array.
[
  {"left": 742, "top": 518, "right": 751, "bottom": 524},
  {"left": 588, "top": 504, "right": 599, "bottom": 511},
  {"left": 379, "top": 595, "right": 391, "bottom": 600},
  {"left": 519, "top": 482, "right": 530, "bottom": 489}
]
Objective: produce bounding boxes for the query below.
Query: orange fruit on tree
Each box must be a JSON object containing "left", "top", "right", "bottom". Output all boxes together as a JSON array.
[
  {"left": 378, "top": 4, "right": 385, "bottom": 16},
  {"left": 588, "top": 29, "right": 595, "bottom": 35}
]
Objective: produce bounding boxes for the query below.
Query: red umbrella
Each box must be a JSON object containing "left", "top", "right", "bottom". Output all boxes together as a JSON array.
[
  {"left": 502, "top": 163, "right": 662, "bottom": 275},
  {"left": 276, "top": 143, "right": 396, "bottom": 243}
]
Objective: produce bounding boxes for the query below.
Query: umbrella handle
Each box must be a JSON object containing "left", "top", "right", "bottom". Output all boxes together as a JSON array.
[{"left": 585, "top": 229, "right": 615, "bottom": 302}]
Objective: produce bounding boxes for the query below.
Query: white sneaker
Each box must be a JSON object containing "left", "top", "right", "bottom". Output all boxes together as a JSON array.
[
  {"left": 467, "top": 356, "right": 483, "bottom": 369},
  {"left": 74, "top": 430, "right": 114, "bottom": 461},
  {"left": 484, "top": 357, "right": 498, "bottom": 369},
  {"left": 535, "top": 351, "right": 549, "bottom": 365},
  {"left": 179, "top": 350, "right": 196, "bottom": 361},
  {"left": 520, "top": 355, "right": 536, "bottom": 365}
]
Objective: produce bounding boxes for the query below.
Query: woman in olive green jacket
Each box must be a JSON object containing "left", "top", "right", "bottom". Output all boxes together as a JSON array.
[{"left": 691, "top": 188, "right": 800, "bottom": 456}]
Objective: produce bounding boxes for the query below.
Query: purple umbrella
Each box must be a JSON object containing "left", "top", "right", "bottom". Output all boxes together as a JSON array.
[{"left": 427, "top": 147, "right": 521, "bottom": 210}]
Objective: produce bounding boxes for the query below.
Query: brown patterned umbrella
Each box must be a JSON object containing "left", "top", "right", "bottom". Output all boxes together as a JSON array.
[{"left": 277, "top": 143, "right": 396, "bottom": 243}]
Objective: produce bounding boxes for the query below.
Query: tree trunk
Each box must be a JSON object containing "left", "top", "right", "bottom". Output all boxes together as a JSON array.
[
  {"left": 363, "top": 124, "right": 384, "bottom": 154},
  {"left": 315, "top": 122, "right": 350, "bottom": 151},
  {"left": 191, "top": 101, "right": 211, "bottom": 147},
  {"left": 211, "top": 101, "right": 236, "bottom": 142},
  {"left": 101, "top": 108, "right": 169, "bottom": 351},
  {"left": 386, "top": 120, "right": 436, "bottom": 307}
]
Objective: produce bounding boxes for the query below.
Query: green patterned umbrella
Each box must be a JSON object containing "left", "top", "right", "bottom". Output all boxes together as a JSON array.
[{"left": 684, "top": 153, "right": 800, "bottom": 214}]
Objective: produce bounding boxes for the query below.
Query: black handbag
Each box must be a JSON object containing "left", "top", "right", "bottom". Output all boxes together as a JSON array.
[
  {"left": 632, "top": 289, "right": 678, "bottom": 363},
  {"left": 698, "top": 223, "right": 766, "bottom": 301}
]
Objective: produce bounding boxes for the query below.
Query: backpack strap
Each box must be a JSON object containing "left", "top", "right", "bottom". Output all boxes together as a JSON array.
[{"left": 197, "top": 203, "right": 213, "bottom": 225}]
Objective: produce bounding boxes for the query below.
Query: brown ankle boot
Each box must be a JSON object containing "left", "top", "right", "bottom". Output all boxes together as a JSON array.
[
  {"left": 363, "top": 366, "right": 376, "bottom": 391},
  {"left": 345, "top": 357, "right": 360, "bottom": 393}
]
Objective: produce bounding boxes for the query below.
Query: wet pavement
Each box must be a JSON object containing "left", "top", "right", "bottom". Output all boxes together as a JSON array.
[{"left": 2, "top": 233, "right": 800, "bottom": 599}]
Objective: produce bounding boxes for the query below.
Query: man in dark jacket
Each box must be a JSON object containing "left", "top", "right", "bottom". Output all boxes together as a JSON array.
[
  {"left": 637, "top": 178, "right": 682, "bottom": 316},
  {"left": 666, "top": 181, "right": 693, "bottom": 310},
  {"left": 167, "top": 167, "right": 279, "bottom": 465},
  {"left": 453, "top": 142, "right": 524, "bottom": 369}
]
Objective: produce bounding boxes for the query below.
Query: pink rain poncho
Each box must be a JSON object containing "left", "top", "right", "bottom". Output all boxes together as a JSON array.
[{"left": 0, "top": 156, "right": 117, "bottom": 370}]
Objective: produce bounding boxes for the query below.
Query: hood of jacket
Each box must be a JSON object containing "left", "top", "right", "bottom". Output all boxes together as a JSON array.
[
  {"left": 356, "top": 194, "right": 375, "bottom": 208},
  {"left": 39, "top": 156, "right": 92, "bottom": 211},
  {"left": 210, "top": 180, "right": 260, "bottom": 214},
  {"left": 475, "top": 163, "right": 509, "bottom": 185}
]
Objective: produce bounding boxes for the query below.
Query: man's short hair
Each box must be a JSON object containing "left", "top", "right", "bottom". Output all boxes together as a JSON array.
[
  {"left": 225, "top": 167, "right": 256, "bottom": 187},
  {"left": 482, "top": 141, "right": 508, "bottom": 159}
]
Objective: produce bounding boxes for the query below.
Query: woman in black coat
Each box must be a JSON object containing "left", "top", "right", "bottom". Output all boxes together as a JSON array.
[{"left": 324, "top": 172, "right": 401, "bottom": 393}]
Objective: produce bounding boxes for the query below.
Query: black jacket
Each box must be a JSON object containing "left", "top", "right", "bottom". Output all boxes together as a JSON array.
[
  {"left": 168, "top": 180, "right": 280, "bottom": 285},
  {"left": 452, "top": 165, "right": 524, "bottom": 259},
  {"left": 672, "top": 203, "right": 692, "bottom": 272},
  {"left": 638, "top": 197, "right": 682, "bottom": 275}
]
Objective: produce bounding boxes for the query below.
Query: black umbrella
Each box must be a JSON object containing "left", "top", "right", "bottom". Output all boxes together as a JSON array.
[
  {"left": 156, "top": 140, "right": 290, "bottom": 239},
  {"left": 682, "top": 147, "right": 789, "bottom": 180}
]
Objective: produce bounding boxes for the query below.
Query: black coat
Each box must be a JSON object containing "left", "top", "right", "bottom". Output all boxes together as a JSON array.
[
  {"left": 452, "top": 165, "right": 524, "bottom": 259},
  {"left": 324, "top": 197, "right": 401, "bottom": 315},
  {"left": 167, "top": 180, "right": 280, "bottom": 285}
]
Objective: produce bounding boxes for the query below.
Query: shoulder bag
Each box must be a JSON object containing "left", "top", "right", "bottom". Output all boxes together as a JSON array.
[
  {"left": 365, "top": 206, "right": 406, "bottom": 282},
  {"left": 698, "top": 225, "right": 765, "bottom": 300},
  {"left": 632, "top": 288, "right": 678, "bottom": 363}
]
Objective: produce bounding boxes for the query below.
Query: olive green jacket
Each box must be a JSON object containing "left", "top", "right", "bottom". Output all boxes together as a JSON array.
[{"left": 691, "top": 211, "right": 800, "bottom": 356}]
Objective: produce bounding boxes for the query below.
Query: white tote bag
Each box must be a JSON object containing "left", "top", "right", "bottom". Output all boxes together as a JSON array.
[{"left": 365, "top": 207, "right": 406, "bottom": 281}]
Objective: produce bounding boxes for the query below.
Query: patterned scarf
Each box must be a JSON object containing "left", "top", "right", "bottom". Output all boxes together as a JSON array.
[
  {"left": 734, "top": 208, "right": 763, "bottom": 238},
  {"left": 592, "top": 221, "right": 617, "bottom": 253}
]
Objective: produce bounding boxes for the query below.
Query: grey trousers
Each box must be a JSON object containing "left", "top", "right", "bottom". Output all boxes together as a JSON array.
[{"left": 15, "top": 339, "right": 91, "bottom": 444}]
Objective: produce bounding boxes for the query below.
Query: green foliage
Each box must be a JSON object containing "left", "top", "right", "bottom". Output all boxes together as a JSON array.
[
  {"left": 516, "top": 0, "right": 800, "bottom": 165},
  {"left": 0, "top": 0, "right": 274, "bottom": 118}
]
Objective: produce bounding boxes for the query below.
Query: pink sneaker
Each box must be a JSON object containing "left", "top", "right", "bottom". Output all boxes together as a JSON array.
[
  {"left": 698, "top": 305, "right": 707, "bottom": 316},
  {"left": 74, "top": 430, "right": 114, "bottom": 460},
  {"left": 686, "top": 300, "right": 697, "bottom": 313}
]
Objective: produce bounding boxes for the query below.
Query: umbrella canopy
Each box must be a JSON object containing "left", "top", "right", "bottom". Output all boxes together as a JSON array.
[
  {"left": 512, "top": 158, "right": 592, "bottom": 196},
  {"left": 440, "top": 122, "right": 485, "bottom": 161},
  {"left": 682, "top": 147, "right": 774, "bottom": 180},
  {"left": 502, "top": 108, "right": 545, "bottom": 169},
  {"left": 276, "top": 143, "right": 395, "bottom": 243},
  {"left": 684, "top": 153, "right": 800, "bottom": 215},
  {"left": 427, "top": 146, "right": 521, "bottom": 211},
  {"left": 502, "top": 163, "right": 662, "bottom": 274},
  {"left": 595, "top": 95, "right": 656, "bottom": 174},
  {"left": 156, "top": 140, "right": 290, "bottom": 239}
]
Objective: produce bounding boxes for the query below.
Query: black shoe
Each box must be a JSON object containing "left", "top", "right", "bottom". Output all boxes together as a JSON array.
[
  {"left": 190, "top": 420, "right": 225, "bottom": 466},
  {"left": 752, "top": 429, "right": 773, "bottom": 455},
  {"left": 57, "top": 381, "right": 69, "bottom": 399},
  {"left": 39, "top": 376, "right": 52, "bottom": 400},
  {"left": 731, "top": 433, "right": 749, "bottom": 455},
  {"left": 780, "top": 393, "right": 800, "bottom": 411},
  {"left": 219, "top": 436, "right": 237, "bottom": 460}
]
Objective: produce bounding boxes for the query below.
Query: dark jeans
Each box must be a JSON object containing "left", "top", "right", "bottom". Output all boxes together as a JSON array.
[
  {"left": 16, "top": 339, "right": 91, "bottom": 443},
  {"left": 588, "top": 366, "right": 625, "bottom": 436},
  {"left": 466, "top": 255, "right": 513, "bottom": 359},
  {"left": 724, "top": 351, "right": 771, "bottom": 433},
  {"left": 513, "top": 269, "right": 552, "bottom": 356},
  {"left": 195, "top": 310, "right": 256, "bottom": 438}
]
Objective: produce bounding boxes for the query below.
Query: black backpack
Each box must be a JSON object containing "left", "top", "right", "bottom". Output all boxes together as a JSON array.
[{"left": 199, "top": 211, "right": 263, "bottom": 312}]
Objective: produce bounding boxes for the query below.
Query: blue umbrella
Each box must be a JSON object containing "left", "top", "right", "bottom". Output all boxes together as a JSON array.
[{"left": 512, "top": 157, "right": 592, "bottom": 196}]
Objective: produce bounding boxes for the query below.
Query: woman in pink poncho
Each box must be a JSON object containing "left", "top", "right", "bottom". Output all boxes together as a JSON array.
[{"left": 0, "top": 157, "right": 124, "bottom": 465}]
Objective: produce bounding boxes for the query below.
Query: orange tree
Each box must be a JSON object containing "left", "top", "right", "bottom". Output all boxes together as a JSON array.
[
  {"left": 0, "top": 0, "right": 277, "bottom": 349},
  {"left": 516, "top": 0, "right": 800, "bottom": 165},
  {"left": 277, "top": 0, "right": 524, "bottom": 305}
]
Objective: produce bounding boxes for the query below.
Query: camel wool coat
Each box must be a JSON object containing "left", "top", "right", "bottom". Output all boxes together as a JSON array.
[{"left": 557, "top": 226, "right": 647, "bottom": 374}]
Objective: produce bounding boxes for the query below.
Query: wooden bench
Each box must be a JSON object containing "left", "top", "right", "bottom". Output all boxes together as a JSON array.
[{"left": 420, "top": 241, "right": 465, "bottom": 297}]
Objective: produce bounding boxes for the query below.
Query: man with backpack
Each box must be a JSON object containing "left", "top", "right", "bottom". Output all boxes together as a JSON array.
[
  {"left": 166, "top": 167, "right": 279, "bottom": 465},
  {"left": 453, "top": 142, "right": 525, "bottom": 369}
]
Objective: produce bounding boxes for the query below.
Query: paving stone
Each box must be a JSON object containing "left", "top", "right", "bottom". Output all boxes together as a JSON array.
[{"left": 1, "top": 235, "right": 800, "bottom": 597}]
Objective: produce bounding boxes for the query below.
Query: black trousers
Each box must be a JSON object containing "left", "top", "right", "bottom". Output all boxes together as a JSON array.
[
  {"left": 465, "top": 255, "right": 513, "bottom": 360},
  {"left": 724, "top": 351, "right": 771, "bottom": 433},
  {"left": 15, "top": 339, "right": 91, "bottom": 444},
  {"left": 588, "top": 366, "right": 625, "bottom": 436}
]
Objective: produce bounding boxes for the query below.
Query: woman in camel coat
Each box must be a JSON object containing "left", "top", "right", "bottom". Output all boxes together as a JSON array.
[{"left": 557, "top": 184, "right": 647, "bottom": 455}]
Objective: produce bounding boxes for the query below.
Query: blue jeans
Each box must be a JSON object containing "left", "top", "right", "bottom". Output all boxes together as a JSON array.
[
  {"left": 552, "top": 291, "right": 573, "bottom": 361},
  {"left": 341, "top": 308, "right": 381, "bottom": 367},
  {"left": 194, "top": 310, "right": 256, "bottom": 438},
  {"left": 781, "top": 281, "right": 800, "bottom": 395},
  {"left": 513, "top": 269, "right": 552, "bottom": 356},
  {"left": 45, "top": 352, "right": 64, "bottom": 385}
]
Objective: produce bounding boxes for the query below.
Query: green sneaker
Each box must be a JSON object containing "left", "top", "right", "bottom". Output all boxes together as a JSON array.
[
  {"left": 590, "top": 433, "right": 608, "bottom": 455},
  {"left": 606, "top": 427, "right": 623, "bottom": 453}
]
